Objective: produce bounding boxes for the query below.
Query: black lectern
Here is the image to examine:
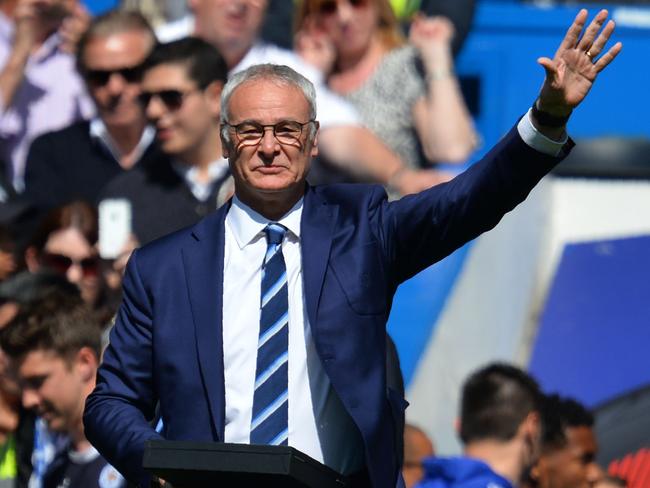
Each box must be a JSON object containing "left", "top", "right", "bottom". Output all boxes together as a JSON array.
[{"left": 143, "top": 440, "right": 348, "bottom": 487}]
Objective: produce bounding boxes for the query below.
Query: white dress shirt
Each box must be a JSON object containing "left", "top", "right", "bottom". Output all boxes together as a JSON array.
[{"left": 222, "top": 196, "right": 365, "bottom": 475}]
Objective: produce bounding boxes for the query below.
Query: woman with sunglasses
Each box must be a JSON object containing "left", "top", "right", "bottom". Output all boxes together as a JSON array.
[
  {"left": 295, "top": 0, "right": 478, "bottom": 185},
  {"left": 23, "top": 201, "right": 111, "bottom": 318}
]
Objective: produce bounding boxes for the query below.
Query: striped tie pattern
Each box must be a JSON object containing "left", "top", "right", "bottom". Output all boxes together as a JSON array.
[{"left": 250, "top": 223, "right": 289, "bottom": 445}]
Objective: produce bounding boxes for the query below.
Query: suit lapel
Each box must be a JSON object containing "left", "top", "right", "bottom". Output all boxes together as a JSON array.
[
  {"left": 181, "top": 204, "right": 231, "bottom": 440},
  {"left": 301, "top": 187, "right": 338, "bottom": 328}
]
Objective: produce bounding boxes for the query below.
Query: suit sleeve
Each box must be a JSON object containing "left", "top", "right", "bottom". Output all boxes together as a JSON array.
[
  {"left": 84, "top": 250, "right": 163, "bottom": 488},
  {"left": 378, "top": 122, "right": 572, "bottom": 284}
]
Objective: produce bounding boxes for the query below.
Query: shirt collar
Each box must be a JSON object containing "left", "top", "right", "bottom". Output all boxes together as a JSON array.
[
  {"left": 228, "top": 195, "right": 303, "bottom": 249},
  {"left": 171, "top": 158, "right": 230, "bottom": 201},
  {"left": 89, "top": 117, "right": 155, "bottom": 164}
]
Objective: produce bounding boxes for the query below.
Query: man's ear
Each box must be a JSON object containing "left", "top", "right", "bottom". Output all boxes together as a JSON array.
[
  {"left": 206, "top": 81, "right": 223, "bottom": 118},
  {"left": 75, "top": 347, "right": 98, "bottom": 383},
  {"left": 453, "top": 417, "right": 461, "bottom": 436},
  {"left": 220, "top": 128, "right": 230, "bottom": 159},
  {"left": 310, "top": 124, "right": 319, "bottom": 158}
]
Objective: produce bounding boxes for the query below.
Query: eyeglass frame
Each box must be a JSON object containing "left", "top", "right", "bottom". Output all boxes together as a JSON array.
[
  {"left": 82, "top": 64, "right": 144, "bottom": 87},
  {"left": 40, "top": 252, "right": 100, "bottom": 278},
  {"left": 137, "top": 87, "right": 205, "bottom": 112},
  {"left": 222, "top": 119, "right": 319, "bottom": 146},
  {"left": 317, "top": 0, "right": 369, "bottom": 16}
]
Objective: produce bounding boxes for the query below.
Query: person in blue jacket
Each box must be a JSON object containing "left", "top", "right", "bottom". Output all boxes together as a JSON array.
[{"left": 417, "top": 363, "right": 543, "bottom": 488}]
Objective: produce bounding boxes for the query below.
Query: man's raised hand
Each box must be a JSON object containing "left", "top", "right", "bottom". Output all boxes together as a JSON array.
[{"left": 537, "top": 9, "right": 622, "bottom": 117}]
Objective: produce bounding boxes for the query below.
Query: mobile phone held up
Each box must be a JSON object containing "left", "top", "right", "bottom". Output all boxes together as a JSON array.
[{"left": 98, "top": 199, "right": 132, "bottom": 260}]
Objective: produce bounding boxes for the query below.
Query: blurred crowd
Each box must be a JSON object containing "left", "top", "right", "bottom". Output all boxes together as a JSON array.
[{"left": 0, "top": 0, "right": 639, "bottom": 487}]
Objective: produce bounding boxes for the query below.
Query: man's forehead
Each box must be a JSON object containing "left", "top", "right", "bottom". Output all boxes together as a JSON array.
[
  {"left": 194, "top": 0, "right": 268, "bottom": 11},
  {"left": 19, "top": 349, "right": 61, "bottom": 371},
  {"left": 566, "top": 425, "right": 598, "bottom": 454},
  {"left": 229, "top": 79, "right": 310, "bottom": 117}
]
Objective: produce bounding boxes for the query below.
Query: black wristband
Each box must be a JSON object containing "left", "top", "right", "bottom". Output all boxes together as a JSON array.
[{"left": 531, "top": 101, "right": 571, "bottom": 128}]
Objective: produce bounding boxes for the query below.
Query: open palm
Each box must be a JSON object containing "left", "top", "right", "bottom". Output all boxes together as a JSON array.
[{"left": 538, "top": 9, "right": 622, "bottom": 114}]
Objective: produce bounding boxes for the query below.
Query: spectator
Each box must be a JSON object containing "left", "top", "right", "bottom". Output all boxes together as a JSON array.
[
  {"left": 23, "top": 10, "right": 159, "bottom": 212},
  {"left": 403, "top": 424, "right": 435, "bottom": 488},
  {"left": 100, "top": 37, "right": 233, "bottom": 245},
  {"left": 0, "top": 0, "right": 94, "bottom": 190},
  {"left": 0, "top": 271, "right": 81, "bottom": 488},
  {"left": 295, "top": 0, "right": 478, "bottom": 173},
  {"left": 417, "top": 363, "right": 543, "bottom": 488},
  {"left": 184, "top": 0, "right": 446, "bottom": 196},
  {"left": 23, "top": 201, "right": 112, "bottom": 320},
  {"left": 531, "top": 394, "right": 603, "bottom": 488},
  {"left": 0, "top": 299, "right": 124, "bottom": 488}
]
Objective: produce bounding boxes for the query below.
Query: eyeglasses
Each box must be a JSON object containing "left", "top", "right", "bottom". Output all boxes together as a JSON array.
[
  {"left": 317, "top": 0, "right": 368, "bottom": 15},
  {"left": 41, "top": 253, "right": 99, "bottom": 278},
  {"left": 137, "top": 88, "right": 201, "bottom": 111},
  {"left": 83, "top": 65, "right": 143, "bottom": 86},
  {"left": 223, "top": 120, "right": 318, "bottom": 146}
]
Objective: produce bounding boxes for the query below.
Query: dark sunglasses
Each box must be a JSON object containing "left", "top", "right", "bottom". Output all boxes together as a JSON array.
[
  {"left": 318, "top": 0, "right": 368, "bottom": 15},
  {"left": 137, "top": 88, "right": 200, "bottom": 111},
  {"left": 41, "top": 253, "right": 99, "bottom": 278},
  {"left": 84, "top": 65, "right": 143, "bottom": 86}
]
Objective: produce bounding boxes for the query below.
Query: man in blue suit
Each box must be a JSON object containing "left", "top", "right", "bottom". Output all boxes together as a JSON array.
[{"left": 84, "top": 10, "right": 621, "bottom": 488}]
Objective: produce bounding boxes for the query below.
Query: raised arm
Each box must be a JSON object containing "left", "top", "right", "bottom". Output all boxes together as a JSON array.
[
  {"left": 410, "top": 15, "right": 478, "bottom": 164},
  {"left": 0, "top": 0, "right": 36, "bottom": 111},
  {"left": 532, "top": 9, "right": 622, "bottom": 140}
]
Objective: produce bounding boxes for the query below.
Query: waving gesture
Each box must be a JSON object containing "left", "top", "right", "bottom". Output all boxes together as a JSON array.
[{"left": 537, "top": 9, "right": 622, "bottom": 117}]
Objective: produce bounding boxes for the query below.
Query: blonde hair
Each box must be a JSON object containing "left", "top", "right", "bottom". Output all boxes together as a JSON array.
[{"left": 295, "top": 0, "right": 405, "bottom": 53}]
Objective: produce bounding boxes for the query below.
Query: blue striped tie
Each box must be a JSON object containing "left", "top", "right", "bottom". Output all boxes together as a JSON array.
[{"left": 250, "top": 223, "right": 289, "bottom": 445}]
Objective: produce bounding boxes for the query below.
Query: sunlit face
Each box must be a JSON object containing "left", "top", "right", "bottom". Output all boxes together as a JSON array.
[
  {"left": 312, "top": 0, "right": 379, "bottom": 60},
  {"left": 221, "top": 79, "right": 318, "bottom": 207},
  {"left": 140, "top": 63, "right": 221, "bottom": 158},
  {"left": 82, "top": 30, "right": 153, "bottom": 128},
  {"left": 18, "top": 349, "right": 91, "bottom": 434},
  {"left": 191, "top": 0, "right": 267, "bottom": 59},
  {"left": 537, "top": 426, "right": 602, "bottom": 488},
  {"left": 41, "top": 228, "right": 99, "bottom": 306}
]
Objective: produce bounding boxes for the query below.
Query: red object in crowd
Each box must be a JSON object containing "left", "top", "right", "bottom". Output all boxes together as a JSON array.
[{"left": 609, "top": 448, "right": 650, "bottom": 488}]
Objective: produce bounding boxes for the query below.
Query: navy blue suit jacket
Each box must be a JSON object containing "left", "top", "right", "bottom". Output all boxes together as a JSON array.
[{"left": 84, "top": 126, "right": 570, "bottom": 488}]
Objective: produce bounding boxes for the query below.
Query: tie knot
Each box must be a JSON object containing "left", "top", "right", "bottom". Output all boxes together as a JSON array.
[{"left": 265, "top": 223, "right": 286, "bottom": 246}]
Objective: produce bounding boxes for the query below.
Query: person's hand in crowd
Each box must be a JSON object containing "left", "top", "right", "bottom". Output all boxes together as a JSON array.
[
  {"left": 535, "top": 9, "right": 622, "bottom": 122},
  {"left": 390, "top": 167, "right": 455, "bottom": 197},
  {"left": 103, "top": 234, "right": 140, "bottom": 291},
  {"left": 58, "top": 2, "right": 90, "bottom": 54},
  {"left": 12, "top": 0, "right": 43, "bottom": 53},
  {"left": 409, "top": 14, "right": 455, "bottom": 74},
  {"left": 295, "top": 18, "right": 336, "bottom": 76}
]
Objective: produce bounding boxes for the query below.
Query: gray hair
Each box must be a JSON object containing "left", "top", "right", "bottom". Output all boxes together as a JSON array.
[{"left": 220, "top": 64, "right": 318, "bottom": 143}]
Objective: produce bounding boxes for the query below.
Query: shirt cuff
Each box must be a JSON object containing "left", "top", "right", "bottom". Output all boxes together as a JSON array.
[{"left": 517, "top": 108, "right": 568, "bottom": 157}]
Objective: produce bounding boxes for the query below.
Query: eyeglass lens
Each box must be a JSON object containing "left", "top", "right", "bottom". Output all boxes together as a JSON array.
[
  {"left": 85, "top": 66, "right": 142, "bottom": 86},
  {"left": 42, "top": 253, "right": 99, "bottom": 277},
  {"left": 232, "top": 121, "right": 311, "bottom": 145},
  {"left": 319, "top": 0, "right": 367, "bottom": 15},
  {"left": 137, "top": 90, "right": 186, "bottom": 111}
]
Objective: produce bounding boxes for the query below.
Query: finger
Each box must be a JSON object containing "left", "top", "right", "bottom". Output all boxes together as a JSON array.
[
  {"left": 586, "top": 19, "right": 615, "bottom": 58},
  {"left": 537, "top": 57, "right": 557, "bottom": 78},
  {"left": 594, "top": 41, "right": 622, "bottom": 72},
  {"left": 577, "top": 9, "right": 609, "bottom": 51},
  {"left": 555, "top": 9, "right": 588, "bottom": 57}
]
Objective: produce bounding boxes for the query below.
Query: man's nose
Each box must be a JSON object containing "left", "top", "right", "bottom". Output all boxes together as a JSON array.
[
  {"left": 106, "top": 72, "right": 126, "bottom": 95},
  {"left": 22, "top": 388, "right": 40, "bottom": 410},
  {"left": 258, "top": 127, "right": 280, "bottom": 157}
]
